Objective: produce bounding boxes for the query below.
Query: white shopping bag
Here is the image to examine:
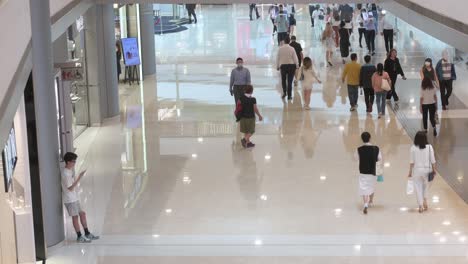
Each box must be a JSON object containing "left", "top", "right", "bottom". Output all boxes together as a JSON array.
[{"left": 406, "top": 179, "right": 414, "bottom": 195}]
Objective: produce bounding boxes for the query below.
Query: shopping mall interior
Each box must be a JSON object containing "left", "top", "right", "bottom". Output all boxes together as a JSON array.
[{"left": 1, "top": 1, "right": 468, "bottom": 263}]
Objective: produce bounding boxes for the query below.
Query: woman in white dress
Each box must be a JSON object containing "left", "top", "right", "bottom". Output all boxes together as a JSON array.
[
  {"left": 299, "top": 57, "right": 321, "bottom": 110},
  {"left": 408, "top": 131, "right": 436, "bottom": 213},
  {"left": 322, "top": 22, "right": 335, "bottom": 67}
]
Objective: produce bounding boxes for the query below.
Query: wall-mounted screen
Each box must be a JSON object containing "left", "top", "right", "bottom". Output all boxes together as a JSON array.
[
  {"left": 2, "top": 126, "right": 18, "bottom": 192},
  {"left": 121, "top": 37, "right": 141, "bottom": 66}
]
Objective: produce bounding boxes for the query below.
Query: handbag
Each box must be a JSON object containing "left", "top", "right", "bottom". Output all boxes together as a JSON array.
[
  {"left": 234, "top": 100, "right": 243, "bottom": 122},
  {"left": 406, "top": 179, "right": 414, "bottom": 195},
  {"left": 381, "top": 78, "right": 391, "bottom": 91},
  {"left": 427, "top": 145, "right": 435, "bottom": 182}
]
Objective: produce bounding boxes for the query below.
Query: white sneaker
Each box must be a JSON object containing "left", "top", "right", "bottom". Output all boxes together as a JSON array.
[
  {"left": 77, "top": 236, "right": 92, "bottom": 243},
  {"left": 85, "top": 233, "right": 100, "bottom": 240},
  {"left": 304, "top": 106, "right": 311, "bottom": 110}
]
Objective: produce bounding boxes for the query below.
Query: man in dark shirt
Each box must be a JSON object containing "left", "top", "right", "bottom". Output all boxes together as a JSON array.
[
  {"left": 339, "top": 4, "right": 354, "bottom": 22},
  {"left": 289, "top": 35, "right": 303, "bottom": 86},
  {"left": 359, "top": 55, "right": 376, "bottom": 113}
]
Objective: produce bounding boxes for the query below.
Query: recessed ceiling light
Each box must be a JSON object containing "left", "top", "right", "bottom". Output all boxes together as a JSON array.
[
  {"left": 260, "top": 195, "right": 268, "bottom": 201},
  {"left": 320, "top": 175, "right": 327, "bottom": 181},
  {"left": 254, "top": 239, "right": 263, "bottom": 245},
  {"left": 442, "top": 221, "right": 451, "bottom": 226},
  {"left": 354, "top": 245, "right": 361, "bottom": 250},
  {"left": 264, "top": 154, "right": 271, "bottom": 160},
  {"left": 165, "top": 209, "right": 173, "bottom": 214},
  {"left": 191, "top": 153, "right": 198, "bottom": 158},
  {"left": 197, "top": 137, "right": 204, "bottom": 142},
  {"left": 152, "top": 234, "right": 160, "bottom": 238}
]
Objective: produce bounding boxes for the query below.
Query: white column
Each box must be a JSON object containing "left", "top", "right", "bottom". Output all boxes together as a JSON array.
[
  {"left": 29, "top": 0, "right": 65, "bottom": 247},
  {"left": 139, "top": 3, "right": 156, "bottom": 76}
]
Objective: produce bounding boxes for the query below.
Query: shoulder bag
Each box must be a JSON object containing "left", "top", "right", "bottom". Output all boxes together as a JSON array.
[
  {"left": 381, "top": 78, "right": 391, "bottom": 91},
  {"left": 427, "top": 145, "right": 435, "bottom": 182}
]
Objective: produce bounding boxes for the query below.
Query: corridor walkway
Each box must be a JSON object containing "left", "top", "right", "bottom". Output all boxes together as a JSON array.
[{"left": 47, "top": 4, "right": 468, "bottom": 263}]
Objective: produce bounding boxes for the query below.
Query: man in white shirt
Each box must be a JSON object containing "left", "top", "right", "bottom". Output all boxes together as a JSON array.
[
  {"left": 379, "top": 10, "right": 394, "bottom": 53},
  {"left": 61, "top": 152, "right": 99, "bottom": 243},
  {"left": 276, "top": 36, "right": 299, "bottom": 100}
]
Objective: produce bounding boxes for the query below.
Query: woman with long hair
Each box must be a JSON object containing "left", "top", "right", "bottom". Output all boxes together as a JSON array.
[
  {"left": 384, "top": 49, "right": 406, "bottom": 102},
  {"left": 372, "top": 63, "right": 391, "bottom": 118},
  {"left": 420, "top": 77, "right": 438, "bottom": 136},
  {"left": 300, "top": 57, "right": 321, "bottom": 110},
  {"left": 339, "top": 21, "right": 350, "bottom": 64},
  {"left": 322, "top": 22, "right": 335, "bottom": 66},
  {"left": 420, "top": 58, "right": 439, "bottom": 87},
  {"left": 408, "top": 131, "right": 436, "bottom": 213}
]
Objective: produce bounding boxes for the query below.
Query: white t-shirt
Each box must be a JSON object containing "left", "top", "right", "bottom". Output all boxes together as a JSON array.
[
  {"left": 410, "top": 144, "right": 436, "bottom": 175},
  {"left": 61, "top": 168, "right": 79, "bottom": 204}
]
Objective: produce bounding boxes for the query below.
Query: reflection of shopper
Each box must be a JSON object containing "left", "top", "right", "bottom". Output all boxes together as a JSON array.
[
  {"left": 116, "top": 43, "right": 122, "bottom": 82},
  {"left": 249, "top": 4, "right": 260, "bottom": 21},
  {"left": 62, "top": 152, "right": 100, "bottom": 243},
  {"left": 68, "top": 39, "right": 76, "bottom": 59},
  {"left": 186, "top": 4, "right": 197, "bottom": 24}
]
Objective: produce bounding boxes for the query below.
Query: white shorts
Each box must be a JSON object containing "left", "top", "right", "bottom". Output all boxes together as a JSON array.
[{"left": 64, "top": 201, "right": 83, "bottom": 217}]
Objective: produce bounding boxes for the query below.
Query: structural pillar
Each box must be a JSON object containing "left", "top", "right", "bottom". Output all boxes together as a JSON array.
[
  {"left": 139, "top": 4, "right": 156, "bottom": 76},
  {"left": 29, "top": 0, "right": 65, "bottom": 247},
  {"left": 85, "top": 4, "right": 119, "bottom": 126}
]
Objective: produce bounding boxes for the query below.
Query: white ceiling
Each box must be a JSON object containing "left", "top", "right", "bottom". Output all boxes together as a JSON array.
[{"left": 103, "top": 1, "right": 386, "bottom": 5}]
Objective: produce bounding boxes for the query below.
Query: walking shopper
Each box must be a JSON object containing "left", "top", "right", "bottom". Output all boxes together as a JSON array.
[
  {"left": 339, "top": 21, "right": 350, "bottom": 64},
  {"left": 372, "top": 63, "right": 391, "bottom": 118},
  {"left": 62, "top": 152, "right": 100, "bottom": 243},
  {"left": 332, "top": 14, "right": 341, "bottom": 48},
  {"left": 309, "top": 4, "right": 316, "bottom": 27},
  {"left": 249, "top": 4, "right": 260, "bottom": 21},
  {"left": 300, "top": 57, "right": 322, "bottom": 110},
  {"left": 289, "top": 14, "right": 297, "bottom": 36},
  {"left": 322, "top": 22, "right": 335, "bottom": 66},
  {"left": 342, "top": 53, "right": 361, "bottom": 111},
  {"left": 275, "top": 6, "right": 289, "bottom": 46},
  {"left": 379, "top": 10, "right": 394, "bottom": 53},
  {"left": 360, "top": 55, "right": 376, "bottom": 113},
  {"left": 356, "top": 132, "right": 382, "bottom": 215},
  {"left": 356, "top": 9, "right": 366, "bottom": 49},
  {"left": 269, "top": 4, "right": 279, "bottom": 35},
  {"left": 408, "top": 131, "right": 436, "bottom": 213},
  {"left": 420, "top": 77, "right": 438, "bottom": 136},
  {"left": 277, "top": 36, "right": 299, "bottom": 100},
  {"left": 185, "top": 4, "right": 197, "bottom": 24},
  {"left": 420, "top": 58, "right": 439, "bottom": 86},
  {"left": 436, "top": 52, "right": 457, "bottom": 110},
  {"left": 365, "top": 12, "right": 376, "bottom": 55},
  {"left": 239, "top": 85, "right": 263, "bottom": 148},
  {"left": 289, "top": 35, "right": 303, "bottom": 86},
  {"left": 230, "top": 58, "right": 252, "bottom": 104},
  {"left": 384, "top": 49, "right": 406, "bottom": 102}
]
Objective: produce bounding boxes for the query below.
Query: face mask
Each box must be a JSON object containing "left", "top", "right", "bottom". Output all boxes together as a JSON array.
[
  {"left": 237, "top": 63, "right": 243, "bottom": 68},
  {"left": 425, "top": 62, "right": 431, "bottom": 67}
]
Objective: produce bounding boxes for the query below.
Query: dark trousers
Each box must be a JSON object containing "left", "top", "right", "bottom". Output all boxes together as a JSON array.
[
  {"left": 347, "top": 85, "right": 359, "bottom": 107},
  {"left": 422, "top": 103, "right": 436, "bottom": 130},
  {"left": 386, "top": 74, "right": 399, "bottom": 101},
  {"left": 271, "top": 18, "right": 277, "bottom": 33},
  {"left": 249, "top": 4, "right": 260, "bottom": 20},
  {"left": 277, "top": 32, "right": 288, "bottom": 46},
  {"left": 280, "top": 64, "right": 296, "bottom": 98},
  {"left": 188, "top": 9, "right": 197, "bottom": 23},
  {"left": 439, "top": 79, "right": 453, "bottom": 107},
  {"left": 363, "top": 87, "right": 375, "bottom": 111},
  {"left": 383, "top": 29, "right": 394, "bottom": 53},
  {"left": 358, "top": 28, "right": 366, "bottom": 47},
  {"left": 365, "top": 30, "right": 376, "bottom": 53},
  {"left": 309, "top": 7, "right": 315, "bottom": 26}
]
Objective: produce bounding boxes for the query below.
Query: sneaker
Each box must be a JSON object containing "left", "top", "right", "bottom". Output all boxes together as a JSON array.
[
  {"left": 288, "top": 97, "right": 292, "bottom": 101},
  {"left": 246, "top": 142, "right": 255, "bottom": 148},
  {"left": 433, "top": 128, "right": 438, "bottom": 137},
  {"left": 85, "top": 233, "right": 100, "bottom": 240},
  {"left": 304, "top": 106, "right": 311, "bottom": 110},
  {"left": 241, "top": 138, "right": 247, "bottom": 148},
  {"left": 77, "top": 236, "right": 92, "bottom": 243},
  {"left": 363, "top": 206, "right": 368, "bottom": 215},
  {"left": 282, "top": 94, "right": 287, "bottom": 99},
  {"left": 378, "top": 113, "right": 382, "bottom": 119},
  {"left": 350, "top": 106, "right": 355, "bottom": 111}
]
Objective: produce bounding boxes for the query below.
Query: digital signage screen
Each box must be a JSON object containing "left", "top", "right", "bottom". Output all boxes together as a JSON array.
[
  {"left": 121, "top": 37, "right": 141, "bottom": 66},
  {"left": 2, "top": 126, "right": 18, "bottom": 192}
]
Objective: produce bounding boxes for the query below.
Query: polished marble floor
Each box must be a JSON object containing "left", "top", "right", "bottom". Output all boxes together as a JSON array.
[{"left": 47, "top": 4, "right": 468, "bottom": 263}]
